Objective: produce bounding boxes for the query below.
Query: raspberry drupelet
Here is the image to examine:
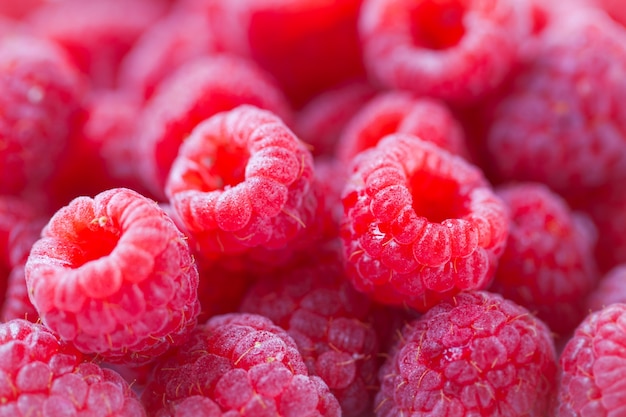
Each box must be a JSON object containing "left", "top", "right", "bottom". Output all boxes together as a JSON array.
[
  {"left": 489, "top": 182, "right": 599, "bottom": 336},
  {"left": 358, "top": 0, "right": 531, "bottom": 105},
  {"left": 376, "top": 291, "right": 558, "bottom": 417},
  {"left": 24, "top": 188, "right": 200, "bottom": 365},
  {"left": 0, "top": 319, "right": 146, "bottom": 416},
  {"left": 341, "top": 133, "right": 508, "bottom": 312},
  {"left": 587, "top": 264, "right": 626, "bottom": 312},
  {"left": 141, "top": 313, "right": 341, "bottom": 417},
  {"left": 165, "top": 105, "right": 318, "bottom": 263},
  {"left": 557, "top": 303, "right": 626, "bottom": 416}
]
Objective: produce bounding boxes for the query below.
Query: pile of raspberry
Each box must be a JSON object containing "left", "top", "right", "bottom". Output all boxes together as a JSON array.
[{"left": 2, "top": 0, "right": 626, "bottom": 415}]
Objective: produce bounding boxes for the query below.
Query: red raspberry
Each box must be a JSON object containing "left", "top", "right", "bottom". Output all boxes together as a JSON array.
[
  {"left": 141, "top": 313, "right": 341, "bottom": 417},
  {"left": 587, "top": 265, "right": 626, "bottom": 312},
  {"left": 165, "top": 105, "right": 318, "bottom": 263},
  {"left": 2, "top": 265, "right": 38, "bottom": 323},
  {"left": 209, "top": 0, "right": 365, "bottom": 108},
  {"left": 118, "top": 8, "right": 218, "bottom": 100},
  {"left": 359, "top": 0, "right": 531, "bottom": 105},
  {"left": 0, "top": 35, "right": 85, "bottom": 196},
  {"left": 294, "top": 81, "right": 378, "bottom": 158},
  {"left": 341, "top": 133, "right": 509, "bottom": 312},
  {"left": 376, "top": 291, "right": 558, "bottom": 416},
  {"left": 136, "top": 55, "right": 293, "bottom": 198},
  {"left": 336, "top": 91, "right": 470, "bottom": 164},
  {"left": 240, "top": 244, "right": 380, "bottom": 417},
  {"left": 485, "top": 10, "right": 626, "bottom": 196},
  {"left": 0, "top": 319, "right": 146, "bottom": 416},
  {"left": 27, "top": 0, "right": 168, "bottom": 88},
  {"left": 489, "top": 183, "right": 600, "bottom": 336},
  {"left": 557, "top": 303, "right": 626, "bottom": 416},
  {"left": 24, "top": 188, "right": 200, "bottom": 365}
]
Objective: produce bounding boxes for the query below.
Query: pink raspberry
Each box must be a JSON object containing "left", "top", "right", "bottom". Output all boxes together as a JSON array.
[
  {"left": 118, "top": 8, "right": 218, "bottom": 100},
  {"left": 141, "top": 313, "right": 341, "bottom": 417},
  {"left": 341, "top": 133, "right": 509, "bottom": 312},
  {"left": 489, "top": 183, "right": 600, "bottom": 336},
  {"left": 0, "top": 319, "right": 146, "bottom": 416},
  {"left": 376, "top": 291, "right": 558, "bottom": 416},
  {"left": 165, "top": 105, "right": 318, "bottom": 263},
  {"left": 359, "top": 0, "right": 531, "bottom": 105},
  {"left": 587, "top": 265, "right": 626, "bottom": 312},
  {"left": 24, "top": 188, "right": 200, "bottom": 365},
  {"left": 136, "top": 55, "right": 293, "bottom": 198},
  {"left": 0, "top": 35, "right": 85, "bottom": 196},
  {"left": 27, "top": 0, "right": 168, "bottom": 88},
  {"left": 485, "top": 9, "right": 626, "bottom": 196},
  {"left": 336, "top": 91, "right": 470, "bottom": 163},
  {"left": 557, "top": 303, "right": 626, "bottom": 416},
  {"left": 240, "top": 244, "right": 380, "bottom": 417}
]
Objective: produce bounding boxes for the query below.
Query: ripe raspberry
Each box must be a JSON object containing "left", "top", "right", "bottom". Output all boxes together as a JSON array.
[
  {"left": 587, "top": 265, "right": 626, "bottom": 312},
  {"left": 0, "top": 35, "right": 85, "bottom": 196},
  {"left": 118, "top": 9, "right": 218, "bottom": 100},
  {"left": 294, "top": 81, "right": 378, "bottom": 158},
  {"left": 141, "top": 313, "right": 341, "bottom": 417},
  {"left": 485, "top": 10, "right": 626, "bottom": 196},
  {"left": 556, "top": 303, "right": 626, "bottom": 416},
  {"left": 2, "top": 265, "right": 38, "bottom": 323},
  {"left": 341, "top": 133, "right": 508, "bottom": 312},
  {"left": 27, "top": 0, "right": 168, "bottom": 88},
  {"left": 210, "top": 0, "right": 365, "bottom": 108},
  {"left": 376, "top": 291, "right": 558, "bottom": 417},
  {"left": 336, "top": 91, "right": 470, "bottom": 163},
  {"left": 240, "top": 244, "right": 380, "bottom": 417},
  {"left": 136, "top": 55, "right": 293, "bottom": 198},
  {"left": 165, "top": 105, "right": 318, "bottom": 262},
  {"left": 489, "top": 183, "right": 600, "bottom": 336},
  {"left": 0, "top": 319, "right": 146, "bottom": 416},
  {"left": 359, "top": 0, "right": 531, "bottom": 105},
  {"left": 24, "top": 188, "right": 200, "bottom": 365}
]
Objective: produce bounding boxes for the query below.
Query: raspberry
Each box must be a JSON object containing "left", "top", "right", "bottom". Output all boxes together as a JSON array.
[
  {"left": 587, "top": 265, "right": 626, "bottom": 312},
  {"left": 0, "top": 35, "right": 85, "bottom": 196},
  {"left": 27, "top": 0, "right": 168, "bottom": 88},
  {"left": 556, "top": 303, "right": 626, "bottom": 416},
  {"left": 210, "top": 0, "right": 365, "bottom": 108},
  {"left": 118, "top": 8, "right": 218, "bottom": 100},
  {"left": 141, "top": 313, "right": 341, "bottom": 417},
  {"left": 336, "top": 91, "right": 470, "bottom": 164},
  {"left": 2, "top": 265, "right": 38, "bottom": 323},
  {"left": 240, "top": 244, "right": 380, "bottom": 417},
  {"left": 489, "top": 183, "right": 600, "bottom": 336},
  {"left": 165, "top": 105, "right": 318, "bottom": 262},
  {"left": 24, "top": 188, "right": 200, "bottom": 365},
  {"left": 136, "top": 55, "right": 293, "bottom": 198},
  {"left": 359, "top": 0, "right": 531, "bottom": 105},
  {"left": 0, "top": 319, "right": 146, "bottom": 416},
  {"left": 376, "top": 291, "right": 558, "bottom": 416},
  {"left": 341, "top": 133, "right": 509, "bottom": 312},
  {"left": 485, "top": 10, "right": 626, "bottom": 196},
  {"left": 294, "top": 81, "right": 378, "bottom": 158}
]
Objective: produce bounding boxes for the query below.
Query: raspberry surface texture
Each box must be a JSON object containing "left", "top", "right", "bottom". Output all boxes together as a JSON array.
[
  {"left": 557, "top": 303, "right": 626, "bottom": 416},
  {"left": 359, "top": 0, "right": 530, "bottom": 105},
  {"left": 141, "top": 313, "right": 341, "bottom": 417},
  {"left": 240, "top": 244, "right": 380, "bottom": 416},
  {"left": 485, "top": 9, "right": 626, "bottom": 196},
  {"left": 490, "top": 182, "right": 599, "bottom": 335},
  {"left": 166, "top": 105, "right": 318, "bottom": 262},
  {"left": 376, "top": 291, "right": 558, "bottom": 416},
  {"left": 25, "top": 187, "right": 200, "bottom": 364},
  {"left": 0, "top": 319, "right": 146, "bottom": 416},
  {"left": 341, "top": 133, "right": 508, "bottom": 311},
  {"left": 136, "top": 55, "right": 293, "bottom": 198}
]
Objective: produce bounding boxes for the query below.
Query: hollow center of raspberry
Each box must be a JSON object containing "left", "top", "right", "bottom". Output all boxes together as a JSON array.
[
  {"left": 410, "top": 174, "right": 466, "bottom": 223},
  {"left": 208, "top": 143, "right": 250, "bottom": 189},
  {"left": 410, "top": 0, "right": 467, "bottom": 50},
  {"left": 74, "top": 224, "right": 120, "bottom": 267}
]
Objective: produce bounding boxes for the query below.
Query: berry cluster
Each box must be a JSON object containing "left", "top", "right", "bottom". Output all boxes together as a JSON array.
[{"left": 1, "top": 0, "right": 625, "bottom": 415}]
